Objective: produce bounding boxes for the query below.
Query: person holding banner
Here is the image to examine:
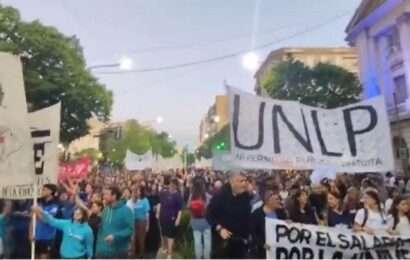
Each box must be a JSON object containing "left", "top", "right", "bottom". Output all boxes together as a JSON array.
[
  {"left": 327, "top": 190, "right": 353, "bottom": 229},
  {"left": 249, "top": 187, "right": 287, "bottom": 259},
  {"left": 0, "top": 201, "right": 13, "bottom": 259},
  {"left": 387, "top": 195, "right": 410, "bottom": 236},
  {"left": 289, "top": 190, "right": 318, "bottom": 225},
  {"left": 206, "top": 170, "right": 252, "bottom": 259},
  {"left": 32, "top": 206, "right": 94, "bottom": 259},
  {"left": 32, "top": 184, "right": 60, "bottom": 259},
  {"left": 353, "top": 189, "right": 388, "bottom": 235}
]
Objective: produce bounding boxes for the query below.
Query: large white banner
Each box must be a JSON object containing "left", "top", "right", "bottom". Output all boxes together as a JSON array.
[
  {"left": 152, "top": 155, "right": 183, "bottom": 171},
  {"left": 0, "top": 53, "right": 35, "bottom": 198},
  {"left": 2, "top": 103, "right": 61, "bottom": 199},
  {"left": 125, "top": 149, "right": 154, "bottom": 170},
  {"left": 266, "top": 218, "right": 410, "bottom": 259},
  {"left": 229, "top": 87, "right": 394, "bottom": 172}
]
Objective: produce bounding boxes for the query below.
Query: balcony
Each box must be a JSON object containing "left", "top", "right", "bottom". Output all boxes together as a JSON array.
[{"left": 387, "top": 45, "right": 403, "bottom": 72}]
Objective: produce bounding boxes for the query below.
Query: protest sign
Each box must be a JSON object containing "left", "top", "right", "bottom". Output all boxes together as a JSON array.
[
  {"left": 125, "top": 149, "right": 154, "bottom": 170},
  {"left": 59, "top": 157, "right": 91, "bottom": 183},
  {"left": 266, "top": 218, "right": 410, "bottom": 259},
  {"left": 228, "top": 87, "right": 394, "bottom": 172},
  {"left": 152, "top": 154, "right": 183, "bottom": 171},
  {"left": 2, "top": 103, "right": 61, "bottom": 199},
  {"left": 0, "top": 53, "right": 35, "bottom": 199}
]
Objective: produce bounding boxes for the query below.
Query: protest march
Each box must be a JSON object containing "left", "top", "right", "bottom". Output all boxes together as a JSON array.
[{"left": 0, "top": 0, "right": 410, "bottom": 259}]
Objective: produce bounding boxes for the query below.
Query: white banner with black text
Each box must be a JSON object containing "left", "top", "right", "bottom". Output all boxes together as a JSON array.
[
  {"left": 266, "top": 218, "right": 410, "bottom": 259},
  {"left": 228, "top": 87, "right": 394, "bottom": 172}
]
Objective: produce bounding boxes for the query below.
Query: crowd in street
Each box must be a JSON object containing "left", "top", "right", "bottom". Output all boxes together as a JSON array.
[{"left": 0, "top": 168, "right": 409, "bottom": 259}]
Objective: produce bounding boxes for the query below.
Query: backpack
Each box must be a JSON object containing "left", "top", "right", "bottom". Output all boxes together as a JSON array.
[{"left": 191, "top": 198, "right": 206, "bottom": 218}]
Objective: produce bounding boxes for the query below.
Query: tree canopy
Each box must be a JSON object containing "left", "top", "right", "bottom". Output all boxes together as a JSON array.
[
  {"left": 262, "top": 60, "right": 361, "bottom": 108},
  {"left": 0, "top": 5, "right": 113, "bottom": 143},
  {"left": 100, "top": 120, "right": 177, "bottom": 165}
]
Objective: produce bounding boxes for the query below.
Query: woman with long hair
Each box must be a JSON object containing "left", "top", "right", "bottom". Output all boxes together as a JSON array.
[
  {"left": 344, "top": 187, "right": 361, "bottom": 217},
  {"left": 189, "top": 176, "right": 212, "bottom": 259},
  {"left": 32, "top": 206, "right": 94, "bottom": 259},
  {"left": 327, "top": 190, "right": 353, "bottom": 228},
  {"left": 387, "top": 196, "right": 410, "bottom": 236},
  {"left": 353, "top": 189, "right": 388, "bottom": 235},
  {"left": 289, "top": 190, "right": 318, "bottom": 225}
]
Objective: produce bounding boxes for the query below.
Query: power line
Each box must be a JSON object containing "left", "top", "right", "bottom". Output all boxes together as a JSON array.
[
  {"left": 96, "top": 11, "right": 351, "bottom": 75},
  {"left": 126, "top": 18, "right": 307, "bottom": 55}
]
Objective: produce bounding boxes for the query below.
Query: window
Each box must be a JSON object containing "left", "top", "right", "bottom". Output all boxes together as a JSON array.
[
  {"left": 387, "top": 27, "right": 401, "bottom": 57},
  {"left": 394, "top": 75, "right": 408, "bottom": 104}
]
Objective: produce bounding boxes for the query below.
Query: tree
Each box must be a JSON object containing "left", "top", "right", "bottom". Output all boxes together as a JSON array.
[
  {"left": 99, "top": 120, "right": 177, "bottom": 163},
  {"left": 0, "top": 5, "right": 113, "bottom": 143},
  {"left": 197, "top": 125, "right": 230, "bottom": 159},
  {"left": 262, "top": 60, "right": 361, "bottom": 109}
]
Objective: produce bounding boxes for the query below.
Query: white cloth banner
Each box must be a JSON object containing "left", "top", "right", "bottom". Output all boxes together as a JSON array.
[
  {"left": 125, "top": 149, "right": 153, "bottom": 170},
  {"left": 266, "top": 218, "right": 410, "bottom": 259},
  {"left": 228, "top": 87, "right": 394, "bottom": 172},
  {"left": 195, "top": 158, "right": 212, "bottom": 168},
  {"left": 152, "top": 155, "right": 183, "bottom": 171},
  {"left": 212, "top": 152, "right": 235, "bottom": 171},
  {"left": 0, "top": 53, "right": 35, "bottom": 199}
]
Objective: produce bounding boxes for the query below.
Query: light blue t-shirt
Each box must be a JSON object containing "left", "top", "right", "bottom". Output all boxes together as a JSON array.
[
  {"left": 127, "top": 198, "right": 150, "bottom": 221},
  {"left": 135, "top": 198, "right": 150, "bottom": 221}
]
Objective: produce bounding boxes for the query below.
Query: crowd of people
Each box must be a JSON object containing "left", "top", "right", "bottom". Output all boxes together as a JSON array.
[{"left": 0, "top": 167, "right": 409, "bottom": 259}]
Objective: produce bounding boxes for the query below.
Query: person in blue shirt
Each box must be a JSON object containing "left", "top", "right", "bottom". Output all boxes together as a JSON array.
[
  {"left": 127, "top": 185, "right": 150, "bottom": 258},
  {"left": 0, "top": 200, "right": 13, "bottom": 259},
  {"left": 33, "top": 206, "right": 94, "bottom": 259},
  {"left": 32, "top": 184, "right": 60, "bottom": 259}
]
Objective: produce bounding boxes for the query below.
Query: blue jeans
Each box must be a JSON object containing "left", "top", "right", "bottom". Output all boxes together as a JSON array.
[{"left": 193, "top": 228, "right": 211, "bottom": 259}]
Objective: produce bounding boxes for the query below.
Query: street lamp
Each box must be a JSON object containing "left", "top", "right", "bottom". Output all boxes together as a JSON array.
[
  {"left": 156, "top": 116, "right": 164, "bottom": 124},
  {"left": 213, "top": 115, "right": 220, "bottom": 123},
  {"left": 242, "top": 52, "right": 260, "bottom": 71},
  {"left": 88, "top": 56, "right": 134, "bottom": 71}
]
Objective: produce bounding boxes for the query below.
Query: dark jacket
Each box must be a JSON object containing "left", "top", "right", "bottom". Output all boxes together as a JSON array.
[
  {"left": 206, "top": 184, "right": 252, "bottom": 239},
  {"left": 289, "top": 205, "right": 318, "bottom": 225},
  {"left": 207, "top": 184, "right": 252, "bottom": 258},
  {"left": 250, "top": 206, "right": 287, "bottom": 259}
]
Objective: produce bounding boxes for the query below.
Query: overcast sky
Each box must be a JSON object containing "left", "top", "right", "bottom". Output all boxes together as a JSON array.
[{"left": 1, "top": 0, "right": 360, "bottom": 149}]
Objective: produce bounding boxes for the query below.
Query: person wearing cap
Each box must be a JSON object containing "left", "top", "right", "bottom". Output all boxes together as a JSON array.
[
  {"left": 206, "top": 170, "right": 252, "bottom": 259},
  {"left": 31, "top": 184, "right": 60, "bottom": 259}
]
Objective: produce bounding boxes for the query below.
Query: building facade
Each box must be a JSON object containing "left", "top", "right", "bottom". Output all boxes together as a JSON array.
[
  {"left": 67, "top": 118, "right": 107, "bottom": 154},
  {"left": 346, "top": 0, "right": 410, "bottom": 174},
  {"left": 198, "top": 95, "right": 229, "bottom": 145},
  {"left": 254, "top": 47, "right": 359, "bottom": 96}
]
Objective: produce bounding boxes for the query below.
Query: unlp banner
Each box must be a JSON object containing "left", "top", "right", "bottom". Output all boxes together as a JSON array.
[
  {"left": 266, "top": 218, "right": 410, "bottom": 259},
  {"left": 228, "top": 87, "right": 394, "bottom": 172}
]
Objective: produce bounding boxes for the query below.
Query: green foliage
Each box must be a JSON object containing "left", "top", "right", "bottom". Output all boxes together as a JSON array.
[
  {"left": 100, "top": 120, "right": 177, "bottom": 164},
  {"left": 197, "top": 125, "right": 230, "bottom": 159},
  {"left": 175, "top": 210, "right": 195, "bottom": 259},
  {"left": 74, "top": 148, "right": 102, "bottom": 161},
  {"left": 0, "top": 5, "right": 113, "bottom": 143},
  {"left": 262, "top": 60, "right": 361, "bottom": 108}
]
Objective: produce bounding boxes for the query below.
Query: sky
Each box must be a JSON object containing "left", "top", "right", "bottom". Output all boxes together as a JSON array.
[{"left": 1, "top": 0, "right": 361, "bottom": 149}]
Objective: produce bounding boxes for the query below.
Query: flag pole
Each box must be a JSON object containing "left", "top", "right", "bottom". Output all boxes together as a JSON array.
[{"left": 31, "top": 179, "right": 38, "bottom": 260}]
